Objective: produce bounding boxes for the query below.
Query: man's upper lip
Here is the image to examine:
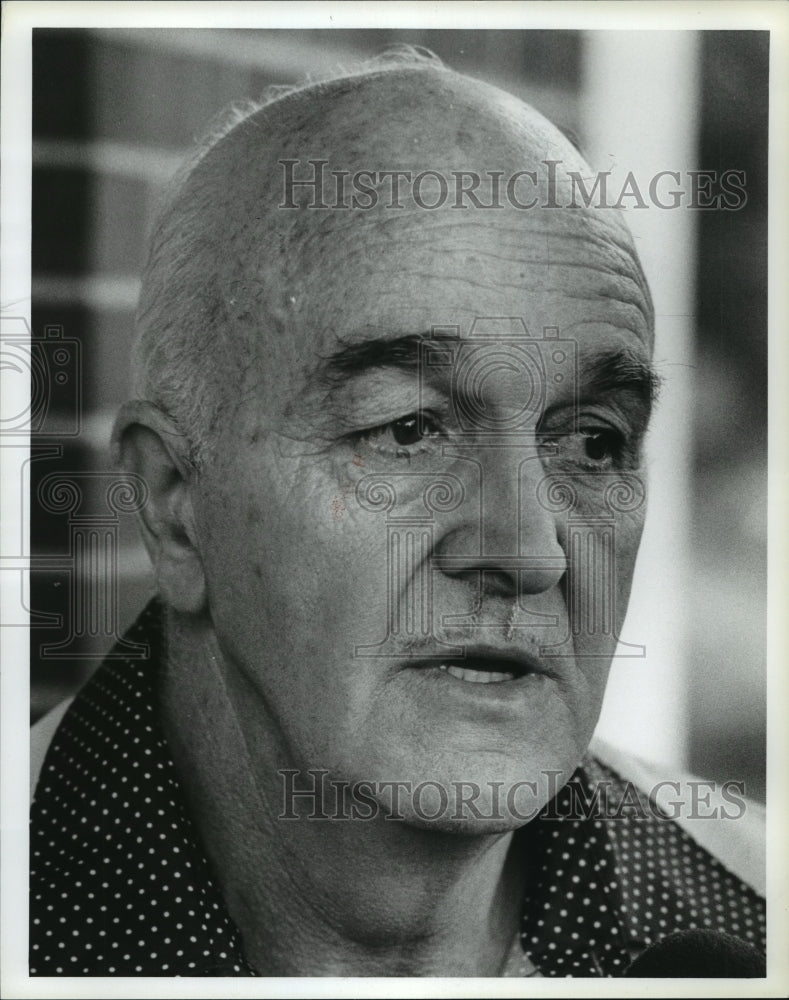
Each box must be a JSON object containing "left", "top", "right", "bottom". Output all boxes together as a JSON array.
[{"left": 406, "top": 643, "right": 551, "bottom": 677}]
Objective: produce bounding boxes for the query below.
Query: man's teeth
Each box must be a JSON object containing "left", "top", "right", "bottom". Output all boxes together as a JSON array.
[{"left": 438, "top": 664, "right": 517, "bottom": 683}]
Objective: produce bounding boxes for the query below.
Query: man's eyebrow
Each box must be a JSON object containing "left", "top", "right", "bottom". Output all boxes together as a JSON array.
[
  {"left": 314, "top": 335, "right": 661, "bottom": 411},
  {"left": 316, "top": 331, "right": 461, "bottom": 384},
  {"left": 581, "top": 348, "right": 662, "bottom": 409}
]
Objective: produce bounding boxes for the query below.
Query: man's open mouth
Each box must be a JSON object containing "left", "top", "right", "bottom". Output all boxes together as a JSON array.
[
  {"left": 415, "top": 646, "right": 547, "bottom": 685},
  {"left": 437, "top": 660, "right": 520, "bottom": 684}
]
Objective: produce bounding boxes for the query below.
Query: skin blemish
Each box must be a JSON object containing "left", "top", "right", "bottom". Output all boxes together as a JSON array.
[
  {"left": 331, "top": 477, "right": 358, "bottom": 520},
  {"left": 331, "top": 496, "right": 346, "bottom": 521}
]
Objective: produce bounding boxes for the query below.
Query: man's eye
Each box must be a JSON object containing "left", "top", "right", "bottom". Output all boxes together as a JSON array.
[
  {"left": 358, "top": 412, "right": 443, "bottom": 457},
  {"left": 390, "top": 415, "right": 425, "bottom": 446},
  {"left": 584, "top": 430, "right": 619, "bottom": 462},
  {"left": 540, "top": 428, "right": 625, "bottom": 469}
]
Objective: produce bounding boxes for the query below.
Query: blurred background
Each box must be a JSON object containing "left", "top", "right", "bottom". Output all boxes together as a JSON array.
[{"left": 28, "top": 28, "right": 767, "bottom": 799}]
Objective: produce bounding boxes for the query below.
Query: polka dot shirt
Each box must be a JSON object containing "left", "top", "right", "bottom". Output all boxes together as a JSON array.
[
  {"left": 513, "top": 761, "right": 765, "bottom": 976},
  {"left": 30, "top": 603, "right": 253, "bottom": 977},
  {"left": 30, "top": 601, "right": 766, "bottom": 977}
]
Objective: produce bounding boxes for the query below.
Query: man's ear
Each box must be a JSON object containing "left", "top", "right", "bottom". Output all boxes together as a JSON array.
[{"left": 112, "top": 401, "right": 206, "bottom": 615}]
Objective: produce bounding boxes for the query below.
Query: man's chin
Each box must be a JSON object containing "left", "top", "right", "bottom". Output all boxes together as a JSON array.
[
  {"left": 364, "top": 765, "right": 578, "bottom": 836},
  {"left": 386, "top": 799, "right": 542, "bottom": 837}
]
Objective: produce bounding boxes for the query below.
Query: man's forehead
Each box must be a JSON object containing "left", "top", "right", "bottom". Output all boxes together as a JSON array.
[
  {"left": 253, "top": 229, "right": 654, "bottom": 415},
  {"left": 276, "top": 209, "right": 654, "bottom": 353},
  {"left": 190, "top": 63, "right": 654, "bottom": 396}
]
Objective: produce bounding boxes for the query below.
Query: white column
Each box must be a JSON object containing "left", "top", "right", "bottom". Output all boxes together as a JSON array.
[{"left": 583, "top": 31, "right": 700, "bottom": 769}]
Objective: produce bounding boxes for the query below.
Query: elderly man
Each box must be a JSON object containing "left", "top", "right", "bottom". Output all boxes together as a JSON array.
[{"left": 30, "top": 49, "right": 765, "bottom": 977}]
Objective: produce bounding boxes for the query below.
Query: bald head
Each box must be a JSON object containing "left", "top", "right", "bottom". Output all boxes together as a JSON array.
[{"left": 133, "top": 49, "right": 653, "bottom": 466}]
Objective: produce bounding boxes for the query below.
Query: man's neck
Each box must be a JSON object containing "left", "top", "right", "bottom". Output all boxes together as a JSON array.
[{"left": 159, "top": 613, "right": 528, "bottom": 976}]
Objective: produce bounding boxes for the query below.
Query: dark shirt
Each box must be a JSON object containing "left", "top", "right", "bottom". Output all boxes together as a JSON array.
[{"left": 30, "top": 601, "right": 766, "bottom": 976}]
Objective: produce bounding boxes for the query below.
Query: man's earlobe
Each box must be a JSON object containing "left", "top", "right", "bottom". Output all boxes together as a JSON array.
[{"left": 112, "top": 401, "right": 206, "bottom": 615}]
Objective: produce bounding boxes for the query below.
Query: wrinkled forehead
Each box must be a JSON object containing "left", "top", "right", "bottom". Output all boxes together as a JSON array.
[{"left": 192, "top": 67, "right": 654, "bottom": 357}]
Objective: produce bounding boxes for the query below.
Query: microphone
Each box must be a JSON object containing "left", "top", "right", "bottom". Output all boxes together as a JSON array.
[{"left": 624, "top": 929, "right": 765, "bottom": 977}]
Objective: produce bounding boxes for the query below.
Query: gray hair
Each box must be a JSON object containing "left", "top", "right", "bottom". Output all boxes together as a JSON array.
[{"left": 131, "top": 45, "right": 448, "bottom": 469}]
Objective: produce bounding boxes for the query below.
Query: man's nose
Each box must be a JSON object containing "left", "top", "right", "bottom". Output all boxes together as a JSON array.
[{"left": 432, "top": 443, "right": 566, "bottom": 597}]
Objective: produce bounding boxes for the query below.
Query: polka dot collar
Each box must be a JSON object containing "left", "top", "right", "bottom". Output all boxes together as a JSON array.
[{"left": 31, "top": 602, "right": 253, "bottom": 976}]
